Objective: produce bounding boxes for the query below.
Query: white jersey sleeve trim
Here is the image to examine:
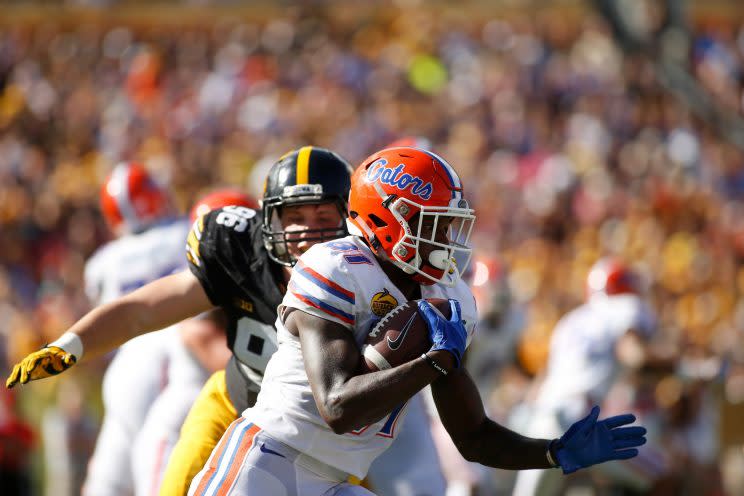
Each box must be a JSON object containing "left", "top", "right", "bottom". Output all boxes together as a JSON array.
[{"left": 282, "top": 248, "right": 356, "bottom": 329}]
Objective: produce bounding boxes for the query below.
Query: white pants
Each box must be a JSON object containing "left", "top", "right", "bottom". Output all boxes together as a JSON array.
[
  {"left": 83, "top": 329, "right": 177, "bottom": 496},
  {"left": 131, "top": 335, "right": 211, "bottom": 496},
  {"left": 188, "top": 418, "right": 375, "bottom": 496},
  {"left": 366, "top": 393, "right": 446, "bottom": 496}
]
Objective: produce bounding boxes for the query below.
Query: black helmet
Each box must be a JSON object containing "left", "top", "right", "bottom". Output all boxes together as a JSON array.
[{"left": 262, "top": 146, "right": 353, "bottom": 266}]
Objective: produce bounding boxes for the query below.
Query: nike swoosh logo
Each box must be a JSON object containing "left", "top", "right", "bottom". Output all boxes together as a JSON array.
[
  {"left": 259, "top": 443, "right": 286, "bottom": 458},
  {"left": 387, "top": 312, "right": 417, "bottom": 351}
]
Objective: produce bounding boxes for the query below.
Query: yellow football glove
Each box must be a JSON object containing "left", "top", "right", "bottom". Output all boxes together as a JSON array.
[{"left": 6, "top": 346, "right": 77, "bottom": 388}]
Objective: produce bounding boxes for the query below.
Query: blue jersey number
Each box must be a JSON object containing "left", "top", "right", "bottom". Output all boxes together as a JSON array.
[
  {"left": 326, "top": 241, "right": 372, "bottom": 265},
  {"left": 350, "top": 402, "right": 406, "bottom": 438}
]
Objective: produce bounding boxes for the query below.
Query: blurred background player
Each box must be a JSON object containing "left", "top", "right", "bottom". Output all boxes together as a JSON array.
[
  {"left": 129, "top": 189, "right": 257, "bottom": 496},
  {"left": 82, "top": 161, "right": 191, "bottom": 496},
  {"left": 511, "top": 258, "right": 663, "bottom": 496},
  {"left": 129, "top": 309, "right": 230, "bottom": 496},
  {"left": 81, "top": 166, "right": 252, "bottom": 496}
]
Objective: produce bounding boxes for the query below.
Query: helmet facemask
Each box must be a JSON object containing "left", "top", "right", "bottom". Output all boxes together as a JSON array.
[
  {"left": 260, "top": 146, "right": 353, "bottom": 267},
  {"left": 387, "top": 196, "right": 475, "bottom": 287},
  {"left": 262, "top": 184, "right": 348, "bottom": 267}
]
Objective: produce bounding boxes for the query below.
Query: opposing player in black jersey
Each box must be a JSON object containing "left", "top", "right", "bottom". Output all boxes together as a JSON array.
[
  {"left": 7, "top": 146, "right": 354, "bottom": 494},
  {"left": 160, "top": 147, "right": 355, "bottom": 495}
]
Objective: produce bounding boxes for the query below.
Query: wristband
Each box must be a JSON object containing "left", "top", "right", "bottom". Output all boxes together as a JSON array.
[
  {"left": 421, "top": 353, "right": 448, "bottom": 376},
  {"left": 49, "top": 332, "right": 84, "bottom": 361}
]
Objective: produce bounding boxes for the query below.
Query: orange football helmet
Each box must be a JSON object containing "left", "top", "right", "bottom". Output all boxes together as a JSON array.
[
  {"left": 189, "top": 188, "right": 258, "bottom": 223},
  {"left": 348, "top": 147, "right": 475, "bottom": 286},
  {"left": 100, "top": 162, "right": 171, "bottom": 235},
  {"left": 586, "top": 257, "right": 640, "bottom": 299}
]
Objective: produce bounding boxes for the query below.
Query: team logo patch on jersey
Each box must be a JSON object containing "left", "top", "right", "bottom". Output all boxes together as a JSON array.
[{"left": 371, "top": 289, "right": 398, "bottom": 317}]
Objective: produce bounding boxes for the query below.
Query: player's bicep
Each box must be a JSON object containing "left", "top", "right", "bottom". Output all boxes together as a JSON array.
[
  {"left": 431, "top": 368, "right": 487, "bottom": 445},
  {"left": 119, "top": 269, "right": 214, "bottom": 332},
  {"left": 287, "top": 309, "right": 360, "bottom": 406}
]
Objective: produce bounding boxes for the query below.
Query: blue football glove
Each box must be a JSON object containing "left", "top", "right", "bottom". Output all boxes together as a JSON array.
[
  {"left": 417, "top": 299, "right": 467, "bottom": 368},
  {"left": 552, "top": 406, "right": 647, "bottom": 474}
]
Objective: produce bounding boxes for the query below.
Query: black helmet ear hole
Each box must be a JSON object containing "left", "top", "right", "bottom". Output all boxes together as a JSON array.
[
  {"left": 368, "top": 214, "right": 387, "bottom": 228},
  {"left": 349, "top": 211, "right": 358, "bottom": 219}
]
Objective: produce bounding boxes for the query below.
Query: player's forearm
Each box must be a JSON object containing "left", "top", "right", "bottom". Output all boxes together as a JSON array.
[
  {"left": 65, "top": 299, "right": 163, "bottom": 359},
  {"left": 456, "top": 419, "right": 554, "bottom": 470},
  {"left": 432, "top": 367, "right": 556, "bottom": 470},
  {"left": 323, "top": 356, "right": 442, "bottom": 433},
  {"left": 67, "top": 271, "right": 212, "bottom": 360}
]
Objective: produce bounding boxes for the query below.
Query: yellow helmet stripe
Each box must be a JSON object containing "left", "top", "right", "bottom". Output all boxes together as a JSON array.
[{"left": 296, "top": 146, "right": 313, "bottom": 184}]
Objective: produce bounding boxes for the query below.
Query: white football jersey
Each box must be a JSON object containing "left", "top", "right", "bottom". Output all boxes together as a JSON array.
[
  {"left": 84, "top": 218, "right": 191, "bottom": 305},
  {"left": 536, "top": 293, "right": 656, "bottom": 410},
  {"left": 82, "top": 218, "right": 191, "bottom": 496},
  {"left": 243, "top": 236, "right": 478, "bottom": 479}
]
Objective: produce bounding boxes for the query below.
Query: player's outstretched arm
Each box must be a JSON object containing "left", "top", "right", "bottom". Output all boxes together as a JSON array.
[
  {"left": 7, "top": 270, "right": 213, "bottom": 388},
  {"left": 432, "top": 372, "right": 647, "bottom": 472}
]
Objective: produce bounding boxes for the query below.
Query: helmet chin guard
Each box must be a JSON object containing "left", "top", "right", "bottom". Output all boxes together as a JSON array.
[{"left": 387, "top": 196, "right": 474, "bottom": 287}]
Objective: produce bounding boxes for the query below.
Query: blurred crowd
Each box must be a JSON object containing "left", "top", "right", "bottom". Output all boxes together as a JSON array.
[{"left": 2, "top": 2, "right": 744, "bottom": 495}]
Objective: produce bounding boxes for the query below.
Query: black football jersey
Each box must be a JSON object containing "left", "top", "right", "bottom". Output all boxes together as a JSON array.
[{"left": 186, "top": 206, "right": 286, "bottom": 376}]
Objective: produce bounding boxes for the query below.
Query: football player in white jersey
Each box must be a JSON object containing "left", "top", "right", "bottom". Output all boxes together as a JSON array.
[
  {"left": 511, "top": 258, "right": 660, "bottom": 496},
  {"left": 130, "top": 190, "right": 257, "bottom": 496},
  {"left": 82, "top": 167, "right": 246, "bottom": 496},
  {"left": 82, "top": 161, "right": 192, "bottom": 496},
  {"left": 365, "top": 136, "right": 449, "bottom": 496},
  {"left": 188, "top": 147, "right": 648, "bottom": 496}
]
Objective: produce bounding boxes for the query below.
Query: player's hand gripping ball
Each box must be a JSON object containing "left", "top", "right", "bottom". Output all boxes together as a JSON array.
[{"left": 360, "top": 298, "right": 451, "bottom": 372}]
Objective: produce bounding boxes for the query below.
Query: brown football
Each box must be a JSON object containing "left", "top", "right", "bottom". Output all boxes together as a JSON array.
[{"left": 360, "top": 298, "right": 451, "bottom": 373}]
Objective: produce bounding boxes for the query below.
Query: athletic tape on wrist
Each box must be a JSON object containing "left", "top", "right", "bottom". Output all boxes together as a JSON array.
[{"left": 49, "top": 332, "right": 84, "bottom": 361}]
